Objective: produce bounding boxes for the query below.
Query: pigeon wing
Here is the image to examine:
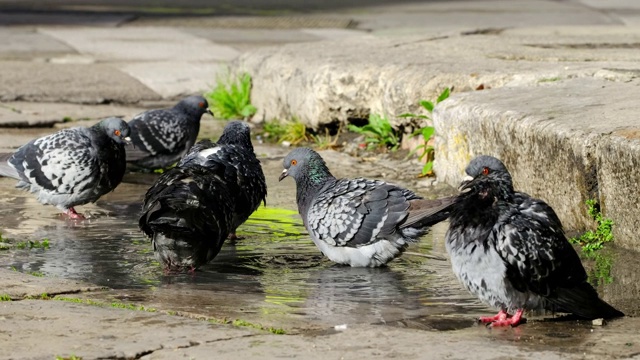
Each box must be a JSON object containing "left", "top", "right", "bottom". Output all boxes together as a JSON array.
[
  {"left": 494, "top": 194, "right": 587, "bottom": 297},
  {"left": 307, "top": 178, "right": 412, "bottom": 248},
  {"left": 10, "top": 128, "right": 99, "bottom": 194},
  {"left": 128, "top": 110, "right": 189, "bottom": 158}
]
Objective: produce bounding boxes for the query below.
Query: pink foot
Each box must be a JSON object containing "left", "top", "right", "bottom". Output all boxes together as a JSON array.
[
  {"left": 479, "top": 309, "right": 509, "bottom": 324},
  {"left": 64, "top": 207, "right": 85, "bottom": 219},
  {"left": 487, "top": 309, "right": 525, "bottom": 328}
]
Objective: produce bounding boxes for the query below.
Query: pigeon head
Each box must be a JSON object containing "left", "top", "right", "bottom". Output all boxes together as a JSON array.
[
  {"left": 175, "top": 95, "right": 213, "bottom": 119},
  {"left": 98, "top": 117, "right": 131, "bottom": 145},
  {"left": 279, "top": 148, "right": 333, "bottom": 186},
  {"left": 459, "top": 155, "right": 514, "bottom": 202},
  {"left": 217, "top": 121, "right": 253, "bottom": 150}
]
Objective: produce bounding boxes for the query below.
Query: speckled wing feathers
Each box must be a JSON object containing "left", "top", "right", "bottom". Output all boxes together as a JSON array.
[
  {"left": 179, "top": 140, "right": 267, "bottom": 232},
  {"left": 130, "top": 110, "right": 187, "bottom": 155},
  {"left": 11, "top": 129, "right": 99, "bottom": 195},
  {"left": 495, "top": 194, "right": 584, "bottom": 296},
  {"left": 307, "top": 178, "right": 413, "bottom": 248}
]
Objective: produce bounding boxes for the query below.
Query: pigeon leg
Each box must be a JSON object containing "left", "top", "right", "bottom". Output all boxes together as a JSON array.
[
  {"left": 64, "top": 207, "right": 85, "bottom": 220},
  {"left": 228, "top": 232, "right": 244, "bottom": 241},
  {"left": 479, "top": 309, "right": 509, "bottom": 323},
  {"left": 488, "top": 309, "right": 525, "bottom": 327}
]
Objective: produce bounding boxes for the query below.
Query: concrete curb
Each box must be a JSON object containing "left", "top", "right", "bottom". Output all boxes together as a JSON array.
[{"left": 433, "top": 78, "right": 640, "bottom": 251}]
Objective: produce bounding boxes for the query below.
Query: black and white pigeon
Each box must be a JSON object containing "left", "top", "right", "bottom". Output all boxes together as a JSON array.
[
  {"left": 0, "top": 117, "right": 131, "bottom": 219},
  {"left": 139, "top": 158, "right": 234, "bottom": 272},
  {"left": 445, "top": 155, "right": 624, "bottom": 327},
  {"left": 279, "top": 147, "right": 455, "bottom": 267},
  {"left": 126, "top": 95, "right": 213, "bottom": 171},
  {"left": 179, "top": 121, "right": 266, "bottom": 240},
  {"left": 139, "top": 121, "right": 266, "bottom": 271}
]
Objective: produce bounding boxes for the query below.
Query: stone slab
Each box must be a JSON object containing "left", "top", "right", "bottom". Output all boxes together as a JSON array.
[
  {"left": 0, "top": 102, "right": 145, "bottom": 128},
  {"left": 235, "top": 25, "right": 640, "bottom": 129},
  {"left": 0, "top": 28, "right": 75, "bottom": 60},
  {"left": 432, "top": 77, "right": 640, "bottom": 250},
  {"left": 0, "top": 61, "right": 161, "bottom": 104},
  {"left": 39, "top": 27, "right": 240, "bottom": 62},
  {"left": 183, "top": 28, "right": 322, "bottom": 45},
  {"left": 0, "top": 299, "right": 254, "bottom": 360},
  {"left": 0, "top": 268, "right": 103, "bottom": 299},
  {"left": 117, "top": 61, "right": 225, "bottom": 99}
]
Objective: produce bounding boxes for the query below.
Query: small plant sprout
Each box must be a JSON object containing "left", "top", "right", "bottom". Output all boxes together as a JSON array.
[
  {"left": 311, "top": 127, "right": 341, "bottom": 150},
  {"left": 570, "top": 199, "right": 614, "bottom": 254},
  {"left": 569, "top": 199, "right": 616, "bottom": 285},
  {"left": 399, "top": 87, "right": 451, "bottom": 176},
  {"left": 261, "top": 118, "right": 310, "bottom": 145},
  {"left": 280, "top": 117, "right": 310, "bottom": 145},
  {"left": 348, "top": 113, "right": 399, "bottom": 151},
  {"left": 204, "top": 71, "right": 257, "bottom": 120}
]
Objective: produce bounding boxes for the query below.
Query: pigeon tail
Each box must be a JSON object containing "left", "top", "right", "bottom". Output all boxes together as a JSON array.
[
  {"left": 551, "top": 282, "right": 624, "bottom": 319},
  {"left": 0, "top": 153, "right": 19, "bottom": 179},
  {"left": 401, "top": 196, "right": 456, "bottom": 229}
]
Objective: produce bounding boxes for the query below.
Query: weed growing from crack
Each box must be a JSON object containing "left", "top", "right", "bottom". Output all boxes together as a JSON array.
[
  {"left": 399, "top": 87, "right": 450, "bottom": 176},
  {"left": 0, "top": 294, "right": 11, "bottom": 301},
  {"left": 569, "top": 199, "right": 615, "bottom": 285}
]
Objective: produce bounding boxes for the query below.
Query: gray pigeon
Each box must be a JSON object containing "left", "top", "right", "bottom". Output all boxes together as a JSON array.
[
  {"left": 445, "top": 155, "right": 624, "bottom": 327},
  {"left": 0, "top": 117, "right": 131, "bottom": 219},
  {"left": 139, "top": 121, "right": 266, "bottom": 271},
  {"left": 179, "top": 121, "right": 266, "bottom": 240},
  {"left": 126, "top": 95, "right": 213, "bottom": 171},
  {"left": 279, "top": 147, "right": 455, "bottom": 267}
]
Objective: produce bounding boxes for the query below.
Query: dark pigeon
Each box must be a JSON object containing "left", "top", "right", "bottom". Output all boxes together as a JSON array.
[
  {"left": 0, "top": 117, "right": 130, "bottom": 219},
  {"left": 139, "top": 121, "right": 266, "bottom": 271},
  {"left": 279, "top": 147, "right": 455, "bottom": 267},
  {"left": 179, "top": 121, "right": 266, "bottom": 240},
  {"left": 126, "top": 95, "right": 212, "bottom": 171},
  {"left": 445, "top": 155, "right": 624, "bottom": 327},
  {"left": 139, "top": 161, "right": 234, "bottom": 272}
]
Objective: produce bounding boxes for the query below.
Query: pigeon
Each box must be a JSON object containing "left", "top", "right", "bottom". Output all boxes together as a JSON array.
[
  {"left": 179, "top": 121, "right": 267, "bottom": 240},
  {"left": 445, "top": 155, "right": 624, "bottom": 327},
  {"left": 139, "top": 160, "right": 234, "bottom": 272},
  {"left": 0, "top": 117, "right": 131, "bottom": 219},
  {"left": 279, "top": 147, "right": 455, "bottom": 267},
  {"left": 139, "top": 121, "right": 266, "bottom": 271},
  {"left": 125, "top": 95, "right": 213, "bottom": 171}
]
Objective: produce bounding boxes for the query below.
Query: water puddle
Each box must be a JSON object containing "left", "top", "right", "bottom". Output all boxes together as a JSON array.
[{"left": 0, "top": 168, "right": 638, "bottom": 336}]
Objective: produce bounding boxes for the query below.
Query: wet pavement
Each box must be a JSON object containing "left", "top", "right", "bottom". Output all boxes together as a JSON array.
[{"left": 0, "top": 139, "right": 638, "bottom": 341}]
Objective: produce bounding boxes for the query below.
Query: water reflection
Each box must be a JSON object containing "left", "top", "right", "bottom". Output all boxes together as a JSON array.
[{"left": 0, "top": 174, "right": 638, "bottom": 332}]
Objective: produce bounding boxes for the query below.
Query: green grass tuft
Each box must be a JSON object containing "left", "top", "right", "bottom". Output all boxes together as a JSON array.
[
  {"left": 204, "top": 71, "right": 257, "bottom": 120},
  {"left": 0, "top": 294, "right": 11, "bottom": 301},
  {"left": 348, "top": 113, "right": 399, "bottom": 151}
]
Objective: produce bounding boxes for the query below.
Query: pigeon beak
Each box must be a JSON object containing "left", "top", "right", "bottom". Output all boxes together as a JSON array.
[
  {"left": 123, "top": 136, "right": 132, "bottom": 145},
  {"left": 206, "top": 108, "right": 214, "bottom": 116},
  {"left": 278, "top": 169, "right": 289, "bottom": 182},
  {"left": 458, "top": 175, "right": 474, "bottom": 193}
]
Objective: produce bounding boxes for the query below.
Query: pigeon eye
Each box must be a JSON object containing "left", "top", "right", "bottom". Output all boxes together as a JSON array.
[
  {"left": 291, "top": 159, "right": 297, "bottom": 166},
  {"left": 198, "top": 102, "right": 205, "bottom": 108},
  {"left": 482, "top": 167, "right": 490, "bottom": 175},
  {"left": 114, "top": 130, "right": 121, "bottom": 136}
]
